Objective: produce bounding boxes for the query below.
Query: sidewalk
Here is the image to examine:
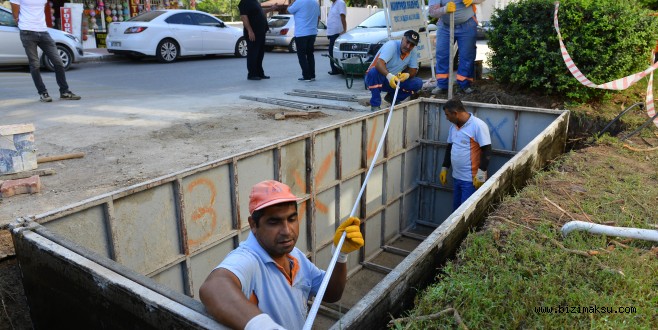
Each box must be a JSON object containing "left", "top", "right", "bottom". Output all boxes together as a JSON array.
[{"left": 79, "top": 47, "right": 120, "bottom": 63}]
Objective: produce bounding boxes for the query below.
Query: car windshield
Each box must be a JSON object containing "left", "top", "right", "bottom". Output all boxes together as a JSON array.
[
  {"left": 128, "top": 11, "right": 166, "bottom": 22},
  {"left": 268, "top": 16, "right": 290, "bottom": 28},
  {"left": 357, "top": 11, "right": 387, "bottom": 28}
]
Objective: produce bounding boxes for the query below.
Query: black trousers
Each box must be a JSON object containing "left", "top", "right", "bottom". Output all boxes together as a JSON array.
[
  {"left": 328, "top": 33, "right": 341, "bottom": 73},
  {"left": 295, "top": 35, "right": 316, "bottom": 79},
  {"left": 246, "top": 32, "right": 266, "bottom": 78}
]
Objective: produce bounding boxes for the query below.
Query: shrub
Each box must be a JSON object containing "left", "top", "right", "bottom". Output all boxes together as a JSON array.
[{"left": 487, "top": 0, "right": 658, "bottom": 102}]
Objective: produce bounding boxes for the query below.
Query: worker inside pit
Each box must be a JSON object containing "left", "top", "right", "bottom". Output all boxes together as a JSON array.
[{"left": 199, "top": 180, "right": 364, "bottom": 329}]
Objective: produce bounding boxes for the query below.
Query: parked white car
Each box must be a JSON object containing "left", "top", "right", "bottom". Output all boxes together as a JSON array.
[
  {"left": 106, "top": 9, "right": 247, "bottom": 63},
  {"left": 265, "top": 14, "right": 329, "bottom": 53},
  {"left": 333, "top": 10, "right": 435, "bottom": 63},
  {"left": 0, "top": 6, "right": 82, "bottom": 70}
]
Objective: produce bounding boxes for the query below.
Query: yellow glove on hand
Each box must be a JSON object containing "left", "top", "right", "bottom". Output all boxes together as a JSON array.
[
  {"left": 334, "top": 216, "right": 364, "bottom": 254},
  {"left": 473, "top": 169, "right": 487, "bottom": 189},
  {"left": 386, "top": 73, "right": 400, "bottom": 89},
  {"left": 463, "top": 0, "right": 473, "bottom": 7},
  {"left": 397, "top": 72, "right": 410, "bottom": 82},
  {"left": 439, "top": 167, "right": 448, "bottom": 185},
  {"left": 445, "top": 2, "right": 456, "bottom": 13}
]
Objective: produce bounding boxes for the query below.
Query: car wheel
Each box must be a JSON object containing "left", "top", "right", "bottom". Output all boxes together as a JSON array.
[
  {"left": 235, "top": 37, "right": 248, "bottom": 58},
  {"left": 43, "top": 44, "right": 72, "bottom": 71},
  {"left": 156, "top": 39, "right": 179, "bottom": 63},
  {"left": 288, "top": 38, "right": 297, "bottom": 53}
]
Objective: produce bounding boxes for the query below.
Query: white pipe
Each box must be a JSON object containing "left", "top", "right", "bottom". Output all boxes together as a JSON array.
[
  {"left": 561, "top": 221, "right": 658, "bottom": 242},
  {"left": 303, "top": 85, "right": 401, "bottom": 330}
]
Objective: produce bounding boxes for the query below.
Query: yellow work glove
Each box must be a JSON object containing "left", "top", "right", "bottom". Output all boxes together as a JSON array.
[
  {"left": 397, "top": 72, "right": 410, "bottom": 83},
  {"left": 439, "top": 167, "right": 448, "bottom": 185},
  {"left": 334, "top": 217, "right": 364, "bottom": 253},
  {"left": 386, "top": 73, "right": 400, "bottom": 89},
  {"left": 463, "top": 0, "right": 473, "bottom": 7},
  {"left": 445, "top": 2, "right": 456, "bottom": 13},
  {"left": 473, "top": 168, "right": 487, "bottom": 189}
]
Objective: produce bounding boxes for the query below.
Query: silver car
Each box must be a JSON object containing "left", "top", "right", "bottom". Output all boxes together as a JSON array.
[
  {"left": 265, "top": 14, "right": 329, "bottom": 53},
  {"left": 0, "top": 6, "right": 82, "bottom": 70}
]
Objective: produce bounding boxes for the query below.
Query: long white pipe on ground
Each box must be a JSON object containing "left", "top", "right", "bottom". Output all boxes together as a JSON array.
[{"left": 561, "top": 221, "right": 658, "bottom": 242}]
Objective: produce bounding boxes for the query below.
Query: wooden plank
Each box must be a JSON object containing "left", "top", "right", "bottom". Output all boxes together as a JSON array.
[
  {"left": 400, "top": 231, "right": 427, "bottom": 241},
  {"left": 361, "top": 262, "right": 392, "bottom": 275},
  {"left": 0, "top": 168, "right": 56, "bottom": 180},
  {"left": 382, "top": 245, "right": 411, "bottom": 257},
  {"left": 37, "top": 152, "right": 85, "bottom": 163}
]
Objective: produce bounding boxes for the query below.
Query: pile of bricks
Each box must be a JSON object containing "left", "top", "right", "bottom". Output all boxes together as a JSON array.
[{"left": 0, "top": 175, "right": 41, "bottom": 198}]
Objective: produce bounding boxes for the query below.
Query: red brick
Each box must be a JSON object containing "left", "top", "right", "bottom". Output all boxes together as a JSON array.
[{"left": 0, "top": 175, "right": 41, "bottom": 197}]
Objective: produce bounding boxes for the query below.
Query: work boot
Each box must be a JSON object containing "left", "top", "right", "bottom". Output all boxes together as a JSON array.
[
  {"left": 384, "top": 93, "right": 400, "bottom": 105},
  {"left": 40, "top": 92, "right": 52, "bottom": 102},
  {"left": 431, "top": 87, "right": 447, "bottom": 96},
  {"left": 370, "top": 106, "right": 380, "bottom": 112},
  {"left": 461, "top": 86, "right": 475, "bottom": 94},
  {"left": 60, "top": 91, "right": 81, "bottom": 100}
]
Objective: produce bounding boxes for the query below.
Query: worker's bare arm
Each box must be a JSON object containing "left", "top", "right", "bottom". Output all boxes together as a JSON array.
[
  {"left": 199, "top": 268, "right": 262, "bottom": 329},
  {"left": 322, "top": 261, "right": 347, "bottom": 302}
]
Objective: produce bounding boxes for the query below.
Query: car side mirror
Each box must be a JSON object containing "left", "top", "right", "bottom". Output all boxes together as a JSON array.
[{"left": 218, "top": 22, "right": 225, "bottom": 27}]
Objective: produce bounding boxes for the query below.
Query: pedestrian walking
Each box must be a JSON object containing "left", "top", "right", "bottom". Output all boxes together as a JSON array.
[
  {"left": 239, "top": 0, "right": 278, "bottom": 80},
  {"left": 428, "top": 0, "right": 485, "bottom": 95},
  {"left": 326, "top": 0, "right": 346, "bottom": 75},
  {"left": 439, "top": 98, "right": 491, "bottom": 210},
  {"left": 287, "top": 0, "right": 320, "bottom": 82},
  {"left": 10, "top": 0, "right": 81, "bottom": 102},
  {"left": 364, "top": 30, "right": 423, "bottom": 111},
  {"left": 200, "top": 180, "right": 364, "bottom": 329}
]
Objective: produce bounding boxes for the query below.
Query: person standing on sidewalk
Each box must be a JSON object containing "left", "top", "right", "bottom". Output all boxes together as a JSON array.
[
  {"left": 10, "top": 0, "right": 81, "bottom": 102},
  {"left": 287, "top": 0, "right": 320, "bottom": 82},
  {"left": 239, "top": 0, "right": 278, "bottom": 80},
  {"left": 326, "top": 0, "right": 346, "bottom": 75},
  {"left": 428, "top": 0, "right": 485, "bottom": 95}
]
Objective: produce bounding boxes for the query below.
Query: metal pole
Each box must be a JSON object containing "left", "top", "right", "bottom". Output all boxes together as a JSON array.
[{"left": 448, "top": 12, "right": 455, "bottom": 99}]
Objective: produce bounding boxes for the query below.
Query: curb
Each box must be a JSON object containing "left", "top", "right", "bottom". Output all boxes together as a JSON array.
[{"left": 79, "top": 52, "right": 123, "bottom": 63}]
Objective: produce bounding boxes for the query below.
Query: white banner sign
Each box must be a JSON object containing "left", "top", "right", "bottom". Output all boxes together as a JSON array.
[{"left": 386, "top": 0, "right": 425, "bottom": 31}]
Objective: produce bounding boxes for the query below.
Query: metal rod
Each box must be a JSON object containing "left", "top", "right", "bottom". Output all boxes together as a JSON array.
[
  {"left": 286, "top": 91, "right": 359, "bottom": 102},
  {"left": 239, "top": 95, "right": 316, "bottom": 110}
]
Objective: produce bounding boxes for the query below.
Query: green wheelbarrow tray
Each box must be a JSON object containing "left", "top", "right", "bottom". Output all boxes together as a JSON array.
[{"left": 329, "top": 55, "right": 372, "bottom": 89}]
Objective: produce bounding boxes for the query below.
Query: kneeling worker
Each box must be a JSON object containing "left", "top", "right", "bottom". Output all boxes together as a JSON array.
[
  {"left": 365, "top": 30, "right": 424, "bottom": 111},
  {"left": 199, "top": 180, "right": 364, "bottom": 329}
]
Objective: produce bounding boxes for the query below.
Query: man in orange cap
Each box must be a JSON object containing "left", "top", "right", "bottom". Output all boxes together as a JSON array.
[{"left": 199, "top": 180, "right": 364, "bottom": 329}]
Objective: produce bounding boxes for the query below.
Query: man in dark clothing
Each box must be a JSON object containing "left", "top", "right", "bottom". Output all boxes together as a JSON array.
[{"left": 238, "top": 0, "right": 278, "bottom": 80}]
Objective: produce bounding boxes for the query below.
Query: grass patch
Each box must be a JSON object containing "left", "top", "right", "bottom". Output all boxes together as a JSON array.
[{"left": 392, "top": 140, "right": 658, "bottom": 329}]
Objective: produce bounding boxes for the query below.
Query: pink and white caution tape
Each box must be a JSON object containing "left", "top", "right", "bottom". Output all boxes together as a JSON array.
[{"left": 554, "top": 2, "right": 658, "bottom": 128}]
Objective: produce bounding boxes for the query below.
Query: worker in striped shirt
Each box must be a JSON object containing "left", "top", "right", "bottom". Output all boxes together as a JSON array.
[{"left": 439, "top": 98, "right": 492, "bottom": 210}]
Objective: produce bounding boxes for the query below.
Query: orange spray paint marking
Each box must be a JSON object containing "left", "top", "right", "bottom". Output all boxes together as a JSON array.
[{"left": 186, "top": 178, "right": 217, "bottom": 247}]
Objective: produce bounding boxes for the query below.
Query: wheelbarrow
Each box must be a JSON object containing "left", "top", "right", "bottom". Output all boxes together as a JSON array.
[{"left": 328, "top": 55, "right": 372, "bottom": 89}]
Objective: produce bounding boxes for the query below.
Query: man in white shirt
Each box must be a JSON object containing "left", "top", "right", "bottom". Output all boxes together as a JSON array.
[
  {"left": 10, "top": 0, "right": 81, "bottom": 102},
  {"left": 326, "top": 0, "right": 346, "bottom": 75}
]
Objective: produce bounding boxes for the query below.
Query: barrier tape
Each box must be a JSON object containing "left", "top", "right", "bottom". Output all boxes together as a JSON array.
[{"left": 554, "top": 2, "right": 658, "bottom": 128}]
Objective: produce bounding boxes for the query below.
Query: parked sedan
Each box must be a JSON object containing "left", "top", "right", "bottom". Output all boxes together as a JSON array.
[
  {"left": 106, "top": 9, "right": 247, "bottom": 63},
  {"left": 265, "top": 14, "right": 328, "bottom": 53},
  {"left": 0, "top": 6, "right": 82, "bottom": 70}
]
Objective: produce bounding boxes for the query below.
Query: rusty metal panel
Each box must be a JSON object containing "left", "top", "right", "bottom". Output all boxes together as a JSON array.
[
  {"left": 339, "top": 176, "right": 362, "bottom": 220},
  {"left": 152, "top": 263, "right": 186, "bottom": 295},
  {"left": 113, "top": 184, "right": 182, "bottom": 275},
  {"left": 45, "top": 205, "right": 111, "bottom": 258},
  {"left": 189, "top": 239, "right": 236, "bottom": 301},
  {"left": 385, "top": 155, "right": 403, "bottom": 203},
  {"left": 387, "top": 109, "right": 405, "bottom": 155},
  {"left": 404, "top": 148, "right": 419, "bottom": 191},
  {"left": 384, "top": 200, "right": 401, "bottom": 242},
  {"left": 406, "top": 105, "right": 421, "bottom": 145},
  {"left": 517, "top": 111, "right": 558, "bottom": 150},
  {"left": 475, "top": 107, "right": 516, "bottom": 151},
  {"left": 366, "top": 115, "right": 385, "bottom": 164},
  {"left": 313, "top": 130, "right": 337, "bottom": 190},
  {"left": 237, "top": 151, "right": 275, "bottom": 229},
  {"left": 365, "top": 165, "right": 384, "bottom": 212},
  {"left": 297, "top": 200, "right": 309, "bottom": 253},
  {"left": 182, "top": 166, "right": 233, "bottom": 252},
  {"left": 364, "top": 212, "right": 382, "bottom": 259},
  {"left": 340, "top": 122, "right": 363, "bottom": 179},
  {"left": 280, "top": 139, "right": 308, "bottom": 197},
  {"left": 315, "top": 187, "right": 337, "bottom": 248}
]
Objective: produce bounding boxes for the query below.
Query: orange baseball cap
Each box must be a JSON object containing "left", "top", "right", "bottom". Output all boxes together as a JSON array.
[{"left": 249, "top": 180, "right": 300, "bottom": 214}]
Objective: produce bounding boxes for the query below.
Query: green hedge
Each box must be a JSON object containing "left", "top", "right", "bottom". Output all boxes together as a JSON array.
[{"left": 487, "top": 0, "right": 658, "bottom": 102}]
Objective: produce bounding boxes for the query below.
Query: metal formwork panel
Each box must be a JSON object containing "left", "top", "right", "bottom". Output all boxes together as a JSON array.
[
  {"left": 385, "top": 200, "right": 401, "bottom": 241},
  {"left": 313, "top": 130, "right": 337, "bottom": 190},
  {"left": 517, "top": 111, "right": 558, "bottom": 149},
  {"left": 340, "top": 122, "right": 364, "bottom": 179},
  {"left": 189, "top": 238, "right": 235, "bottom": 301},
  {"left": 280, "top": 139, "right": 308, "bottom": 196},
  {"left": 366, "top": 115, "right": 385, "bottom": 164},
  {"left": 339, "top": 176, "right": 362, "bottom": 220},
  {"left": 475, "top": 107, "right": 516, "bottom": 151},
  {"left": 365, "top": 165, "right": 384, "bottom": 212},
  {"left": 403, "top": 186, "right": 419, "bottom": 230},
  {"left": 315, "top": 187, "right": 337, "bottom": 247},
  {"left": 404, "top": 148, "right": 420, "bottom": 191},
  {"left": 297, "top": 200, "right": 309, "bottom": 253},
  {"left": 182, "top": 166, "right": 234, "bottom": 252},
  {"left": 386, "top": 155, "right": 403, "bottom": 203},
  {"left": 387, "top": 108, "right": 405, "bottom": 154},
  {"left": 45, "top": 205, "right": 111, "bottom": 258},
  {"left": 406, "top": 103, "right": 421, "bottom": 144},
  {"left": 113, "top": 184, "right": 182, "bottom": 275},
  {"left": 364, "top": 212, "right": 382, "bottom": 259},
  {"left": 237, "top": 151, "right": 275, "bottom": 229},
  {"left": 152, "top": 263, "right": 186, "bottom": 295}
]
